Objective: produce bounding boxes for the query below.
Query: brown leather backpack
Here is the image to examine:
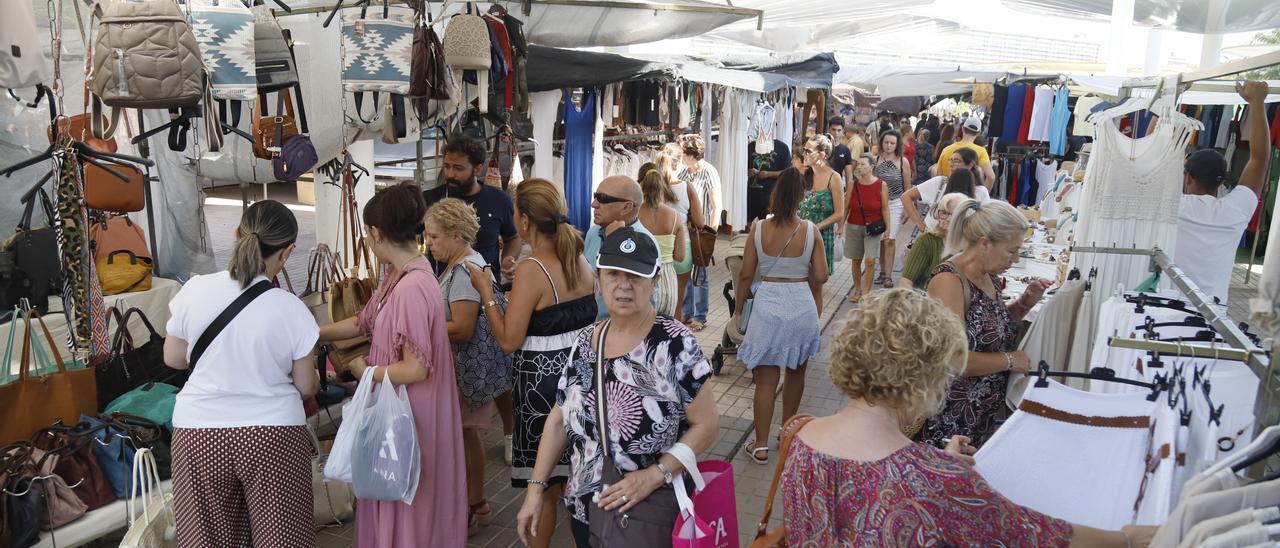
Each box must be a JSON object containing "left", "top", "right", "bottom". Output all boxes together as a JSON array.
[{"left": 253, "top": 91, "right": 299, "bottom": 159}]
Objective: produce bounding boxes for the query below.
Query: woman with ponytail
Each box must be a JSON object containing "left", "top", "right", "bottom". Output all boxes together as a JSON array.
[
  {"left": 164, "top": 200, "right": 319, "bottom": 547},
  {"left": 921, "top": 198, "right": 1051, "bottom": 449},
  {"left": 657, "top": 144, "right": 702, "bottom": 322},
  {"left": 637, "top": 162, "right": 688, "bottom": 316},
  {"left": 466, "top": 178, "right": 596, "bottom": 548},
  {"left": 317, "top": 182, "right": 467, "bottom": 546}
]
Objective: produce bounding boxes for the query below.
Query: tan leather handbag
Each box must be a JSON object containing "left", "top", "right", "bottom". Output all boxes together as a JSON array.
[
  {"left": 749, "top": 414, "right": 815, "bottom": 548},
  {"left": 326, "top": 160, "right": 378, "bottom": 374},
  {"left": 0, "top": 311, "right": 97, "bottom": 445},
  {"left": 253, "top": 91, "right": 299, "bottom": 160}
]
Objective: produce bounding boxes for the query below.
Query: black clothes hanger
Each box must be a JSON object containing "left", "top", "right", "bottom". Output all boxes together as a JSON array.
[
  {"left": 1033, "top": 361, "right": 1164, "bottom": 401},
  {"left": 1136, "top": 315, "right": 1208, "bottom": 332},
  {"left": 1230, "top": 434, "right": 1280, "bottom": 473}
]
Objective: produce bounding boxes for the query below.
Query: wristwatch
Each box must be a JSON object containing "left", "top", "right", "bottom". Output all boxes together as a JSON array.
[{"left": 655, "top": 462, "right": 674, "bottom": 484}]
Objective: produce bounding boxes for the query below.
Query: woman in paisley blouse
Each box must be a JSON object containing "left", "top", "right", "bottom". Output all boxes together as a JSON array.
[
  {"left": 514, "top": 226, "right": 718, "bottom": 548},
  {"left": 921, "top": 198, "right": 1051, "bottom": 447},
  {"left": 780, "top": 289, "right": 1154, "bottom": 547},
  {"left": 798, "top": 134, "right": 846, "bottom": 274}
]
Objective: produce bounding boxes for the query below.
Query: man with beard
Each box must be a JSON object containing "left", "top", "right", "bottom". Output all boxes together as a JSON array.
[{"left": 424, "top": 137, "right": 521, "bottom": 283}]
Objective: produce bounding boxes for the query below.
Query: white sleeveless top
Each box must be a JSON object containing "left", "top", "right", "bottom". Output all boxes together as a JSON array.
[{"left": 669, "top": 181, "right": 691, "bottom": 224}]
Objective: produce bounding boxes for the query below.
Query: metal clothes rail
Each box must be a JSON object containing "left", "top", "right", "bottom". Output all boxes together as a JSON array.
[{"left": 1072, "top": 245, "right": 1277, "bottom": 436}]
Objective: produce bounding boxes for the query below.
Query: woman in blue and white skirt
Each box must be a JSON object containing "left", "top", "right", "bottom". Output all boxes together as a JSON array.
[{"left": 734, "top": 167, "right": 828, "bottom": 465}]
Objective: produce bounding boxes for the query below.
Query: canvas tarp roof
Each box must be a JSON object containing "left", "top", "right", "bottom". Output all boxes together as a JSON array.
[
  {"left": 527, "top": 46, "right": 803, "bottom": 92},
  {"left": 835, "top": 63, "right": 1010, "bottom": 99}
]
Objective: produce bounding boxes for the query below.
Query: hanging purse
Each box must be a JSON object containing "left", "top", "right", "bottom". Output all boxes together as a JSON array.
[
  {"left": 97, "top": 251, "right": 154, "bottom": 296},
  {"left": 853, "top": 179, "right": 886, "bottom": 237},
  {"left": 29, "top": 424, "right": 117, "bottom": 511},
  {"left": 586, "top": 320, "right": 683, "bottom": 546},
  {"left": 118, "top": 448, "right": 177, "bottom": 548},
  {"left": 26, "top": 446, "right": 89, "bottom": 530},
  {"left": 273, "top": 133, "right": 318, "bottom": 182},
  {"left": 689, "top": 226, "right": 717, "bottom": 268},
  {"left": 409, "top": 8, "right": 451, "bottom": 101},
  {"left": 253, "top": 91, "right": 299, "bottom": 160},
  {"left": 326, "top": 161, "right": 378, "bottom": 374},
  {"left": 2, "top": 189, "right": 63, "bottom": 313},
  {"left": 252, "top": 4, "right": 299, "bottom": 93},
  {"left": 739, "top": 221, "right": 803, "bottom": 334},
  {"left": 0, "top": 310, "right": 97, "bottom": 445},
  {"left": 749, "top": 414, "right": 815, "bottom": 548},
  {"left": 1, "top": 443, "right": 44, "bottom": 548},
  {"left": 302, "top": 244, "right": 339, "bottom": 324}
]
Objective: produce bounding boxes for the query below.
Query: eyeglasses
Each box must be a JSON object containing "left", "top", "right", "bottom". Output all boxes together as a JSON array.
[
  {"left": 804, "top": 148, "right": 820, "bottom": 155},
  {"left": 593, "top": 192, "right": 631, "bottom": 205}
]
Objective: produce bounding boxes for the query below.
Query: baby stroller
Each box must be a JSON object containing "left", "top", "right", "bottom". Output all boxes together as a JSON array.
[{"left": 710, "top": 233, "right": 750, "bottom": 374}]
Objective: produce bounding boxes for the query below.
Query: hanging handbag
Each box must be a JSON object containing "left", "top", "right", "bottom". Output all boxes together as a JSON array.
[
  {"left": 1, "top": 444, "right": 43, "bottom": 548},
  {"left": 97, "top": 251, "right": 154, "bottom": 296},
  {"left": 0, "top": 0, "right": 50, "bottom": 90},
  {"left": 187, "top": 0, "right": 258, "bottom": 101},
  {"left": 3, "top": 190, "right": 63, "bottom": 313},
  {"left": 253, "top": 91, "right": 299, "bottom": 160},
  {"left": 342, "top": 6, "right": 415, "bottom": 95},
  {"left": 95, "top": 307, "right": 178, "bottom": 409},
  {"left": 252, "top": 4, "right": 299, "bottom": 93},
  {"left": 749, "top": 414, "right": 815, "bottom": 548},
  {"left": 273, "top": 133, "right": 318, "bottom": 182},
  {"left": 739, "top": 221, "right": 803, "bottom": 334},
  {"left": 89, "top": 215, "right": 150, "bottom": 264},
  {"left": 443, "top": 261, "right": 511, "bottom": 409},
  {"left": 29, "top": 424, "right": 117, "bottom": 511},
  {"left": 853, "top": 179, "right": 887, "bottom": 237},
  {"left": 103, "top": 413, "right": 172, "bottom": 480},
  {"left": 586, "top": 320, "right": 683, "bottom": 546},
  {"left": 0, "top": 310, "right": 97, "bottom": 445},
  {"left": 409, "top": 9, "right": 450, "bottom": 101},
  {"left": 118, "top": 448, "right": 177, "bottom": 548},
  {"left": 26, "top": 446, "right": 89, "bottom": 530},
  {"left": 326, "top": 162, "right": 377, "bottom": 374},
  {"left": 302, "top": 244, "right": 340, "bottom": 324}
]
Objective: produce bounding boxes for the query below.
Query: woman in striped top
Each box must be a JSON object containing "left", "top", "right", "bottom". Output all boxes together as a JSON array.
[
  {"left": 872, "top": 129, "right": 912, "bottom": 288},
  {"left": 676, "top": 134, "right": 721, "bottom": 331}
]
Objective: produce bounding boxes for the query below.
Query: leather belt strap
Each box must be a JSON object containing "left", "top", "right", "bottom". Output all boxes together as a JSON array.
[{"left": 1018, "top": 399, "right": 1150, "bottom": 429}]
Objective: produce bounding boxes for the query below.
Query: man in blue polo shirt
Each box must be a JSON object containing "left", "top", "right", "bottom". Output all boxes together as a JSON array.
[
  {"left": 423, "top": 137, "right": 521, "bottom": 283},
  {"left": 583, "top": 175, "right": 659, "bottom": 320}
]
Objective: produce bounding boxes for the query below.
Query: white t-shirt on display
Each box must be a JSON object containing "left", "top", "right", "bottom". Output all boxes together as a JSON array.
[
  {"left": 912, "top": 176, "right": 991, "bottom": 230},
  {"left": 1175, "top": 186, "right": 1258, "bottom": 304},
  {"left": 166, "top": 272, "right": 320, "bottom": 429}
]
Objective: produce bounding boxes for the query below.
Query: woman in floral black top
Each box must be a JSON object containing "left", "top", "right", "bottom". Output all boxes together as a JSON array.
[{"left": 514, "top": 227, "right": 719, "bottom": 548}]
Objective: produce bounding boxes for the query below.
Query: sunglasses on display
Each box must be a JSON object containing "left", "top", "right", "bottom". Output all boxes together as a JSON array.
[{"left": 594, "top": 192, "right": 630, "bottom": 204}]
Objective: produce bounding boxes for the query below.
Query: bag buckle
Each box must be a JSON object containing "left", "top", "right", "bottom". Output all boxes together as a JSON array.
[{"left": 274, "top": 116, "right": 285, "bottom": 124}]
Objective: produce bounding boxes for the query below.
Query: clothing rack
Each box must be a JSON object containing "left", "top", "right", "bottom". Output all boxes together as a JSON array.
[{"left": 1070, "top": 245, "right": 1277, "bottom": 436}]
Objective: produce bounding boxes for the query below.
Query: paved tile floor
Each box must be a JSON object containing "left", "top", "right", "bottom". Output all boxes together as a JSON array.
[{"left": 106, "top": 190, "right": 1260, "bottom": 548}]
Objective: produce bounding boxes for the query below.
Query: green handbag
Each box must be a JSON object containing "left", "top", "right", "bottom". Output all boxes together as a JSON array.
[{"left": 103, "top": 382, "right": 179, "bottom": 431}]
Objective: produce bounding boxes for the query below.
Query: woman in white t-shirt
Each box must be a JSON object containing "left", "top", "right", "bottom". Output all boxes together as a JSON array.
[
  {"left": 163, "top": 200, "right": 320, "bottom": 547},
  {"left": 901, "top": 146, "right": 990, "bottom": 236}
]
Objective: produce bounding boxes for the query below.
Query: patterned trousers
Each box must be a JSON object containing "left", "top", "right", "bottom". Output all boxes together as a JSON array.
[{"left": 172, "top": 425, "right": 315, "bottom": 548}]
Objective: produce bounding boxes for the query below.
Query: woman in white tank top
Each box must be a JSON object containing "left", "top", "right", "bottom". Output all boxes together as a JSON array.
[{"left": 658, "top": 143, "right": 701, "bottom": 322}]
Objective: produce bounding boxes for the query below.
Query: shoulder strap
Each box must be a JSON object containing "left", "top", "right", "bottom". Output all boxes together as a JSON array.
[
  {"left": 593, "top": 320, "right": 614, "bottom": 471},
  {"left": 756, "top": 413, "right": 816, "bottom": 538},
  {"left": 188, "top": 280, "right": 274, "bottom": 368},
  {"left": 526, "top": 257, "right": 559, "bottom": 303}
]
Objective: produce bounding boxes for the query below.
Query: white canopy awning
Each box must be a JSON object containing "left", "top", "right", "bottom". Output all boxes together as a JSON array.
[{"left": 835, "top": 64, "right": 1010, "bottom": 99}]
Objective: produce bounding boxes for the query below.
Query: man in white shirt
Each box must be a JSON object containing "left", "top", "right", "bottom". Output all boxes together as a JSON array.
[{"left": 1175, "top": 81, "right": 1269, "bottom": 304}]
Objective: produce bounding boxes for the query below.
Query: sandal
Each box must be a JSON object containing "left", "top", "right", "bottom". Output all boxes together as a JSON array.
[
  {"left": 468, "top": 500, "right": 492, "bottom": 537},
  {"left": 688, "top": 320, "right": 705, "bottom": 332},
  {"left": 743, "top": 442, "right": 769, "bottom": 464}
]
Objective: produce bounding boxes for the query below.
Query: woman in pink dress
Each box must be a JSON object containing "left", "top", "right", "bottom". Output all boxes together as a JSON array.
[{"left": 318, "top": 182, "right": 467, "bottom": 547}]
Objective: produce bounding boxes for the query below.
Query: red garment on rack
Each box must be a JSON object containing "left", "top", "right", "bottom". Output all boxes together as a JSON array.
[
  {"left": 1018, "top": 86, "right": 1034, "bottom": 144},
  {"left": 484, "top": 15, "right": 514, "bottom": 109},
  {"left": 1271, "top": 103, "right": 1280, "bottom": 148}
]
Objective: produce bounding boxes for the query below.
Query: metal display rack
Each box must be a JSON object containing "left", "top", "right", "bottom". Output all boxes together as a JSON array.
[{"left": 1073, "top": 246, "right": 1277, "bottom": 438}]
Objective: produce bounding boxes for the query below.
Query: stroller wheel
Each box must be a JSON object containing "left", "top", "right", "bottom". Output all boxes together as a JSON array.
[{"left": 712, "top": 348, "right": 724, "bottom": 375}]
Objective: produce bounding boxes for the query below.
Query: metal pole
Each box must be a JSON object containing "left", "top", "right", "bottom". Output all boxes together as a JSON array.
[{"left": 135, "top": 111, "right": 161, "bottom": 273}]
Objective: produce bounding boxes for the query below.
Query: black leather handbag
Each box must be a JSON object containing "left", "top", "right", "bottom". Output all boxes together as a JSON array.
[
  {"left": 96, "top": 307, "right": 185, "bottom": 410},
  {"left": 1, "top": 443, "right": 44, "bottom": 548},
  {"left": 2, "top": 189, "right": 62, "bottom": 313}
]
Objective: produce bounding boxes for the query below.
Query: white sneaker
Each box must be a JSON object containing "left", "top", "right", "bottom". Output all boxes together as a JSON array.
[{"left": 503, "top": 434, "right": 513, "bottom": 465}]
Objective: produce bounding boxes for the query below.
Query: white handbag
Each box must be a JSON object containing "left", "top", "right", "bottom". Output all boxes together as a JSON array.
[
  {"left": 0, "top": 0, "right": 51, "bottom": 89},
  {"left": 120, "top": 448, "right": 178, "bottom": 548}
]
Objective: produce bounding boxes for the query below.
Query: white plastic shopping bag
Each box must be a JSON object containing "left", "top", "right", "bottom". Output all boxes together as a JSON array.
[
  {"left": 351, "top": 375, "right": 421, "bottom": 503},
  {"left": 325, "top": 367, "right": 378, "bottom": 483}
]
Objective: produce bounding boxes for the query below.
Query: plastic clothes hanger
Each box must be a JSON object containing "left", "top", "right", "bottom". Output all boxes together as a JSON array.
[{"left": 1201, "top": 425, "right": 1280, "bottom": 476}]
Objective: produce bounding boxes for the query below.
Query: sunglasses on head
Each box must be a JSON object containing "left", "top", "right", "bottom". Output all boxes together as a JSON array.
[{"left": 594, "top": 192, "right": 631, "bottom": 205}]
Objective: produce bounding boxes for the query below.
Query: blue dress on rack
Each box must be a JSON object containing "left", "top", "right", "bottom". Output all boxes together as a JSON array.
[{"left": 564, "top": 89, "right": 596, "bottom": 232}]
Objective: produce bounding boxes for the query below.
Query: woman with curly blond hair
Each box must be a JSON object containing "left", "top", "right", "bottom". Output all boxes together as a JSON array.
[{"left": 778, "top": 289, "right": 1152, "bottom": 547}]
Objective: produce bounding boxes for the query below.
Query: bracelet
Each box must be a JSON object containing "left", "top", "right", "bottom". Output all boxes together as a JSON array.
[
  {"left": 1002, "top": 352, "right": 1014, "bottom": 372},
  {"left": 483, "top": 300, "right": 498, "bottom": 309},
  {"left": 526, "top": 479, "right": 548, "bottom": 489},
  {"left": 655, "top": 462, "right": 674, "bottom": 484}
]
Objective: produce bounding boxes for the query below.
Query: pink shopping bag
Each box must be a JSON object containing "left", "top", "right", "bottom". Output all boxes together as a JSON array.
[{"left": 673, "top": 459, "right": 740, "bottom": 548}]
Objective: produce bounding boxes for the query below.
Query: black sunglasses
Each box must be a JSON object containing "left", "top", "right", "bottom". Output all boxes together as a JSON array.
[{"left": 594, "top": 192, "right": 631, "bottom": 205}]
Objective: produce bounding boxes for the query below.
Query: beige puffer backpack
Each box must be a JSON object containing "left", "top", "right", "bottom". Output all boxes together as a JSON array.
[
  {"left": 89, "top": 0, "right": 206, "bottom": 138},
  {"left": 441, "top": 4, "right": 491, "bottom": 112}
]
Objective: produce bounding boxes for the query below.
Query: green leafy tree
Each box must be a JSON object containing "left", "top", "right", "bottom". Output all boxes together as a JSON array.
[{"left": 1243, "top": 28, "right": 1280, "bottom": 80}]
